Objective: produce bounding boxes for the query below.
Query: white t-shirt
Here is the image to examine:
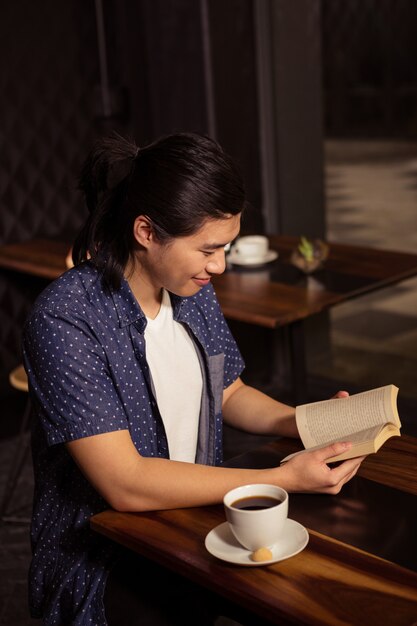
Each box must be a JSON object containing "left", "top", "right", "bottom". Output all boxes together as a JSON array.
[{"left": 144, "top": 289, "right": 203, "bottom": 462}]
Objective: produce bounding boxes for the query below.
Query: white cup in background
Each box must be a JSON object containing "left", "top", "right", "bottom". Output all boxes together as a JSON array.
[
  {"left": 223, "top": 484, "right": 289, "bottom": 551},
  {"left": 232, "top": 235, "right": 269, "bottom": 261}
]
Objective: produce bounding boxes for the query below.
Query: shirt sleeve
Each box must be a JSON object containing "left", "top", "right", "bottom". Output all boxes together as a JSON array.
[
  {"left": 195, "top": 284, "right": 245, "bottom": 389},
  {"left": 23, "top": 307, "right": 129, "bottom": 446},
  {"left": 218, "top": 316, "right": 245, "bottom": 389}
]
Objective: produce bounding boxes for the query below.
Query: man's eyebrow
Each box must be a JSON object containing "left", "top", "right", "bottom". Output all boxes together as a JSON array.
[{"left": 201, "top": 242, "right": 230, "bottom": 250}]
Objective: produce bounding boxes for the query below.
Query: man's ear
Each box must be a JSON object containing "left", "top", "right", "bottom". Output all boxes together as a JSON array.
[{"left": 133, "top": 216, "right": 154, "bottom": 247}]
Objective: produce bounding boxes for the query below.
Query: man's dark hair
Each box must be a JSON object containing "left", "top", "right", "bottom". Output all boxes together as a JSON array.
[{"left": 73, "top": 132, "right": 246, "bottom": 289}]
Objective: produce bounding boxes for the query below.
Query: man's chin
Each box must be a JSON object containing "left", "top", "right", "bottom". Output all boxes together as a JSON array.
[{"left": 175, "top": 283, "right": 206, "bottom": 298}]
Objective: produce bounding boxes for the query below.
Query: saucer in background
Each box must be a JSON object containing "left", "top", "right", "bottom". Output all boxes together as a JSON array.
[{"left": 227, "top": 250, "right": 278, "bottom": 267}]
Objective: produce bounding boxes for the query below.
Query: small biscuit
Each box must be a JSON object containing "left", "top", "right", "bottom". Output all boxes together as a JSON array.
[{"left": 251, "top": 547, "right": 273, "bottom": 562}]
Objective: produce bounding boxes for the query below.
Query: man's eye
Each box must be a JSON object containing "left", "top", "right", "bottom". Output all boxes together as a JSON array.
[{"left": 202, "top": 250, "right": 213, "bottom": 257}]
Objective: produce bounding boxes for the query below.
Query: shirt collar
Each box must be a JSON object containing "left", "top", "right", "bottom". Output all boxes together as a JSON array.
[
  {"left": 110, "top": 278, "right": 189, "bottom": 330},
  {"left": 110, "top": 277, "right": 146, "bottom": 328},
  {"left": 109, "top": 275, "right": 204, "bottom": 331}
]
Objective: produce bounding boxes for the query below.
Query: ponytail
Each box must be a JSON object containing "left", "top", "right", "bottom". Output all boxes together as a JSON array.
[{"left": 72, "top": 133, "right": 138, "bottom": 287}]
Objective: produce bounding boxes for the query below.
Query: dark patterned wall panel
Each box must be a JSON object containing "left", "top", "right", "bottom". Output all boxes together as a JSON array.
[
  {"left": 0, "top": 0, "right": 104, "bottom": 384},
  {"left": 0, "top": 0, "right": 101, "bottom": 245}
]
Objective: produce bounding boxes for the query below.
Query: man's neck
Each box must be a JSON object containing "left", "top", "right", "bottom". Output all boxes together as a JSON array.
[{"left": 125, "top": 263, "right": 163, "bottom": 320}]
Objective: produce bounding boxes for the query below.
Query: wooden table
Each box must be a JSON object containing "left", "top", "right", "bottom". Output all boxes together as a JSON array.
[
  {"left": 2, "top": 236, "right": 417, "bottom": 318},
  {"left": 91, "top": 436, "right": 417, "bottom": 626},
  {"left": 217, "top": 236, "right": 417, "bottom": 401},
  {"left": 0, "top": 238, "right": 70, "bottom": 281},
  {"left": 2, "top": 236, "right": 417, "bottom": 400}
]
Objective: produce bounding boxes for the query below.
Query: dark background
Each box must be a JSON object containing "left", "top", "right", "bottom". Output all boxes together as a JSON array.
[{"left": 1, "top": 0, "right": 417, "bottom": 397}]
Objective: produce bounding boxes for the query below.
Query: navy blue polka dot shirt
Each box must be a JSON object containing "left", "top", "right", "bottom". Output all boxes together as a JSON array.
[{"left": 23, "top": 262, "right": 244, "bottom": 625}]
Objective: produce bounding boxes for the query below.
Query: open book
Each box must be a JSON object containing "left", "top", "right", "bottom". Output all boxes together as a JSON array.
[{"left": 281, "top": 385, "right": 401, "bottom": 464}]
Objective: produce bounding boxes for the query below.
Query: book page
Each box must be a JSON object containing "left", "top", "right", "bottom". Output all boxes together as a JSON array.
[{"left": 296, "top": 385, "right": 399, "bottom": 449}]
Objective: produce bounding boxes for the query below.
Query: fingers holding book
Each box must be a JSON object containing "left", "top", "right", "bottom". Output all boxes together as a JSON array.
[
  {"left": 331, "top": 390, "right": 349, "bottom": 399},
  {"left": 278, "top": 441, "right": 367, "bottom": 494},
  {"left": 323, "top": 447, "right": 367, "bottom": 493}
]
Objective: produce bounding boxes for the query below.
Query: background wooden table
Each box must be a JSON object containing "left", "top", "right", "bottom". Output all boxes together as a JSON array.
[
  {"left": 2, "top": 236, "right": 417, "bottom": 322},
  {"left": 216, "top": 236, "right": 417, "bottom": 401},
  {"left": 2, "top": 236, "right": 417, "bottom": 401},
  {"left": 217, "top": 235, "right": 417, "bottom": 326}
]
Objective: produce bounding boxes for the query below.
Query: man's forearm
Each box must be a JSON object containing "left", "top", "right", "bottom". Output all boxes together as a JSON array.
[
  {"left": 68, "top": 430, "right": 276, "bottom": 512},
  {"left": 222, "top": 382, "right": 298, "bottom": 438}
]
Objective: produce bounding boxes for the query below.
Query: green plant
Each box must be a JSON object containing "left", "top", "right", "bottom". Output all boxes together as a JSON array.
[{"left": 298, "top": 236, "right": 314, "bottom": 262}]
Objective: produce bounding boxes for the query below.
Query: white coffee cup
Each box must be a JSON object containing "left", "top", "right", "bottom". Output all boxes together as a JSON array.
[
  {"left": 232, "top": 235, "right": 269, "bottom": 261},
  {"left": 223, "top": 484, "right": 289, "bottom": 551}
]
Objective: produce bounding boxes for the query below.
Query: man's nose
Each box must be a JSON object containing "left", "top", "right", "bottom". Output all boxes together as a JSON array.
[{"left": 206, "top": 249, "right": 226, "bottom": 275}]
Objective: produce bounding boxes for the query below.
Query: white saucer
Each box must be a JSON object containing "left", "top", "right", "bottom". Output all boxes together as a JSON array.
[
  {"left": 227, "top": 250, "right": 278, "bottom": 267},
  {"left": 205, "top": 519, "right": 309, "bottom": 566}
]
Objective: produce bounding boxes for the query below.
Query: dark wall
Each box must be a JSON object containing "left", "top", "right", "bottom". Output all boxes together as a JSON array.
[
  {"left": 323, "top": 0, "right": 417, "bottom": 137},
  {"left": 208, "top": 0, "right": 263, "bottom": 231},
  {"left": 0, "top": 1, "right": 102, "bottom": 389},
  {"left": 118, "top": 0, "right": 263, "bottom": 232},
  {"left": 118, "top": 0, "right": 209, "bottom": 143},
  {"left": 0, "top": 1, "right": 100, "bottom": 246},
  {"left": 266, "top": 0, "right": 325, "bottom": 237}
]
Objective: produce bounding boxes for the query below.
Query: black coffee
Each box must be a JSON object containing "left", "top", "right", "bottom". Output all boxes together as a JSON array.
[{"left": 231, "top": 495, "right": 283, "bottom": 511}]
